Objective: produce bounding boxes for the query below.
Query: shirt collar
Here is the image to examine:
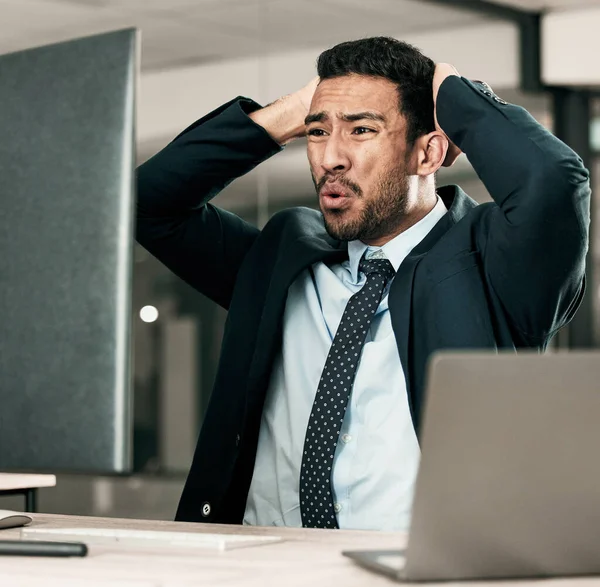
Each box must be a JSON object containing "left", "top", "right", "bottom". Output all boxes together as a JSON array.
[{"left": 347, "top": 196, "right": 448, "bottom": 282}]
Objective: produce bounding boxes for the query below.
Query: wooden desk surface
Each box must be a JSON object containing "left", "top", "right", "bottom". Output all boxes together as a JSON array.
[
  {"left": 0, "top": 513, "right": 404, "bottom": 586},
  {"left": 0, "top": 514, "right": 598, "bottom": 586},
  {"left": 0, "top": 474, "right": 56, "bottom": 491}
]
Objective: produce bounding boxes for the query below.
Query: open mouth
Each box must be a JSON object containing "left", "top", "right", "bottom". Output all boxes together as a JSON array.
[
  {"left": 319, "top": 180, "right": 356, "bottom": 210},
  {"left": 321, "top": 191, "right": 352, "bottom": 210}
]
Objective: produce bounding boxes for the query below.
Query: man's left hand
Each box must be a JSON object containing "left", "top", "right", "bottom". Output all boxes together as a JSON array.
[{"left": 433, "top": 63, "right": 463, "bottom": 167}]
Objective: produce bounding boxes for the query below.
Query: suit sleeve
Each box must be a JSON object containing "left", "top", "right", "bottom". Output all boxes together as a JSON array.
[
  {"left": 136, "top": 97, "right": 283, "bottom": 309},
  {"left": 437, "top": 77, "right": 591, "bottom": 343}
]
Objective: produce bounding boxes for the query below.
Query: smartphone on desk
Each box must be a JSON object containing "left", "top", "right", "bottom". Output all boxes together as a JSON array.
[{"left": 0, "top": 540, "right": 87, "bottom": 557}]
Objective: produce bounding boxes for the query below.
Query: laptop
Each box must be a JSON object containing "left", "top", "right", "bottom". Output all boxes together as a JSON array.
[
  {"left": 344, "top": 351, "right": 600, "bottom": 581},
  {"left": 0, "top": 29, "right": 137, "bottom": 473}
]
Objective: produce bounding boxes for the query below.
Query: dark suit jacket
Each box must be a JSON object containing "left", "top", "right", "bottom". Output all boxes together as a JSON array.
[{"left": 136, "top": 76, "right": 590, "bottom": 524}]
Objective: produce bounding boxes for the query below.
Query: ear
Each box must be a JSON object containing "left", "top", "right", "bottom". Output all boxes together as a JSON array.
[{"left": 411, "top": 131, "right": 448, "bottom": 176}]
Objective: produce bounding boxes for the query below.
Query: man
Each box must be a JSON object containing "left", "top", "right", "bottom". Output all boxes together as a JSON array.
[{"left": 136, "top": 37, "right": 590, "bottom": 531}]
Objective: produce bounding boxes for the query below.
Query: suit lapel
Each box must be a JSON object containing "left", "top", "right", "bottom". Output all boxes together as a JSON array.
[
  {"left": 246, "top": 232, "right": 348, "bottom": 401},
  {"left": 388, "top": 186, "right": 478, "bottom": 417},
  {"left": 388, "top": 253, "right": 424, "bottom": 418}
]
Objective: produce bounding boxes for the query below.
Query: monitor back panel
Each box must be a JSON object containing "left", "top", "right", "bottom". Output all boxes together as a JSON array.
[{"left": 0, "top": 30, "right": 136, "bottom": 473}]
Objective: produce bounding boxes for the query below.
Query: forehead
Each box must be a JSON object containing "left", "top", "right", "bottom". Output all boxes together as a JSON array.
[{"left": 311, "top": 74, "right": 400, "bottom": 118}]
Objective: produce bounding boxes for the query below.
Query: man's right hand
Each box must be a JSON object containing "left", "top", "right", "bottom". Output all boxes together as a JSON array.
[{"left": 249, "top": 77, "right": 319, "bottom": 146}]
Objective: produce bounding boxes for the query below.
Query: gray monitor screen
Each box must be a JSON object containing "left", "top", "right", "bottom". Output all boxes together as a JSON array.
[{"left": 0, "top": 29, "right": 137, "bottom": 473}]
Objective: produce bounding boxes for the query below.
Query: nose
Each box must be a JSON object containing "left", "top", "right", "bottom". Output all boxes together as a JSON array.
[{"left": 320, "top": 134, "right": 350, "bottom": 175}]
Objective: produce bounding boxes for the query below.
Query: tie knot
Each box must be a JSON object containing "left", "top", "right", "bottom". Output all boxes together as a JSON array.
[{"left": 359, "top": 257, "right": 395, "bottom": 281}]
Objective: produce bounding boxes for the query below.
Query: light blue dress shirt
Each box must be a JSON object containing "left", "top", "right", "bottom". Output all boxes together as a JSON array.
[{"left": 243, "top": 197, "right": 448, "bottom": 530}]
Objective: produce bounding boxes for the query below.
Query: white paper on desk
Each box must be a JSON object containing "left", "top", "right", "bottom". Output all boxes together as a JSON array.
[{"left": 22, "top": 527, "right": 283, "bottom": 551}]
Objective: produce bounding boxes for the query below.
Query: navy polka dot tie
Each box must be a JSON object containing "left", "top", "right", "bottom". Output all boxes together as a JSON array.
[{"left": 299, "top": 255, "right": 396, "bottom": 528}]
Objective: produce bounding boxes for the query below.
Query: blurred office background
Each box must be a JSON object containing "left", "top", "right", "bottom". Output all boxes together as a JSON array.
[{"left": 1, "top": 0, "right": 600, "bottom": 519}]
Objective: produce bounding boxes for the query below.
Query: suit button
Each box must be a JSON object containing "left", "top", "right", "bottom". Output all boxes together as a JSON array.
[
  {"left": 201, "top": 502, "right": 211, "bottom": 517},
  {"left": 236, "top": 434, "right": 241, "bottom": 446},
  {"left": 494, "top": 96, "right": 507, "bottom": 105}
]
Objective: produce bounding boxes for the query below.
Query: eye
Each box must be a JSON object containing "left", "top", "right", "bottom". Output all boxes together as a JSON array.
[
  {"left": 352, "top": 126, "right": 375, "bottom": 135},
  {"left": 307, "top": 128, "right": 327, "bottom": 137}
]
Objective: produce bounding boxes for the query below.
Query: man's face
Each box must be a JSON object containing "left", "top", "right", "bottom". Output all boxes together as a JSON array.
[{"left": 306, "top": 74, "right": 413, "bottom": 244}]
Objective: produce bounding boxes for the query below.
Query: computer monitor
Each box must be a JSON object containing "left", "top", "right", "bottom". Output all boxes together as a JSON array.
[{"left": 0, "top": 29, "right": 137, "bottom": 473}]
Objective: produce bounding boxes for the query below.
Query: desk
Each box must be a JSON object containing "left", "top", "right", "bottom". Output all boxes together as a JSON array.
[
  {"left": 0, "top": 513, "right": 402, "bottom": 586},
  {"left": 0, "top": 514, "right": 597, "bottom": 587},
  {"left": 0, "top": 474, "right": 56, "bottom": 512}
]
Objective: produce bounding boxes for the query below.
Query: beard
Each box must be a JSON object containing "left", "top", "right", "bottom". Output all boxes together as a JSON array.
[{"left": 313, "top": 164, "right": 410, "bottom": 242}]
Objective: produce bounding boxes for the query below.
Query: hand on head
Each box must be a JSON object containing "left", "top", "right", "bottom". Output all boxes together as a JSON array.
[
  {"left": 295, "top": 76, "right": 320, "bottom": 113},
  {"left": 432, "top": 63, "right": 463, "bottom": 167}
]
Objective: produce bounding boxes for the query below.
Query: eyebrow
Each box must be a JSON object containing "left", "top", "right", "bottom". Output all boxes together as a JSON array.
[
  {"left": 304, "top": 111, "right": 387, "bottom": 125},
  {"left": 340, "top": 112, "right": 387, "bottom": 123}
]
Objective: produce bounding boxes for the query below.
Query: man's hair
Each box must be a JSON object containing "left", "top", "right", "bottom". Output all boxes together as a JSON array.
[{"left": 316, "top": 37, "right": 436, "bottom": 145}]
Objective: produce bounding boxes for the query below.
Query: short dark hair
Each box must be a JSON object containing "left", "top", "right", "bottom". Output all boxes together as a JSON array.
[{"left": 316, "top": 37, "right": 436, "bottom": 145}]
